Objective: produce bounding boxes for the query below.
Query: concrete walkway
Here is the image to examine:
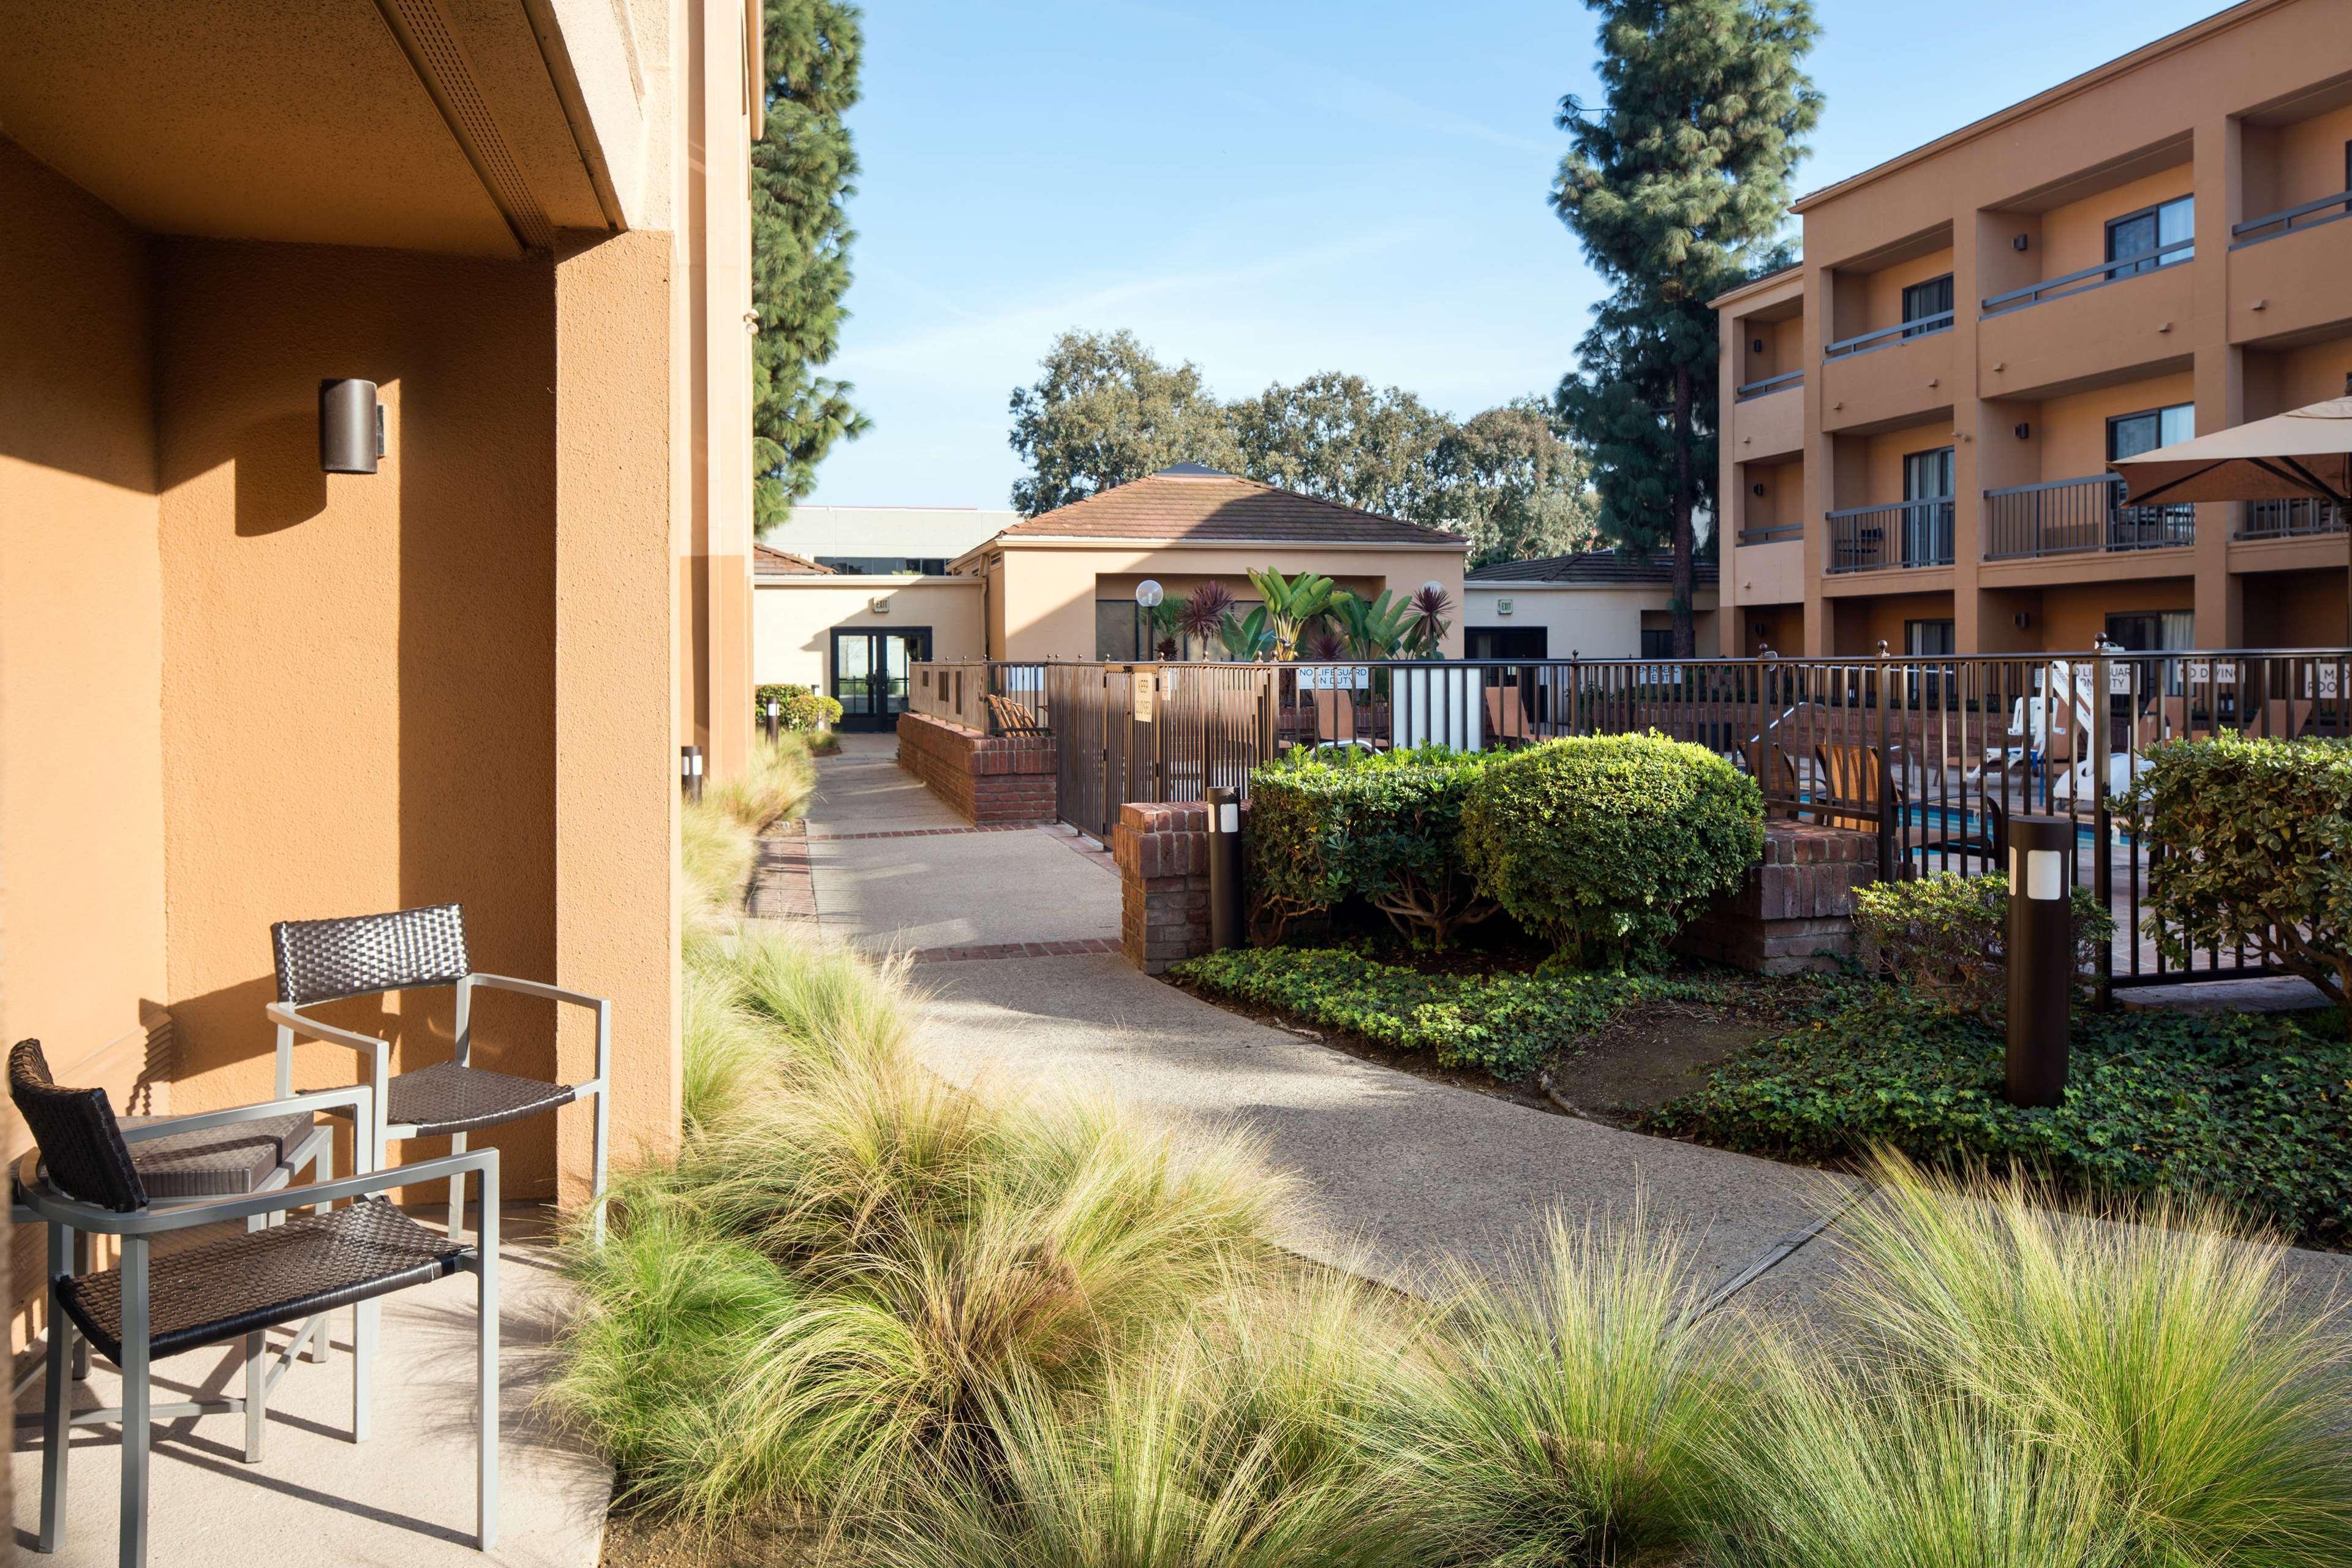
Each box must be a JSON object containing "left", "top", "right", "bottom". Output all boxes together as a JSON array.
[
  {"left": 802, "top": 734, "right": 1858, "bottom": 1306},
  {"left": 10, "top": 1206, "right": 606, "bottom": 1566}
]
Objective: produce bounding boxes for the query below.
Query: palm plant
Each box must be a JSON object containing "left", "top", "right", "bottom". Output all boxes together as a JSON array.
[
  {"left": 1245, "top": 568, "right": 1336, "bottom": 660},
  {"left": 1302, "top": 627, "right": 1348, "bottom": 662},
  {"left": 1329, "top": 589, "right": 1416, "bottom": 660},
  {"left": 1178, "top": 582, "right": 1235, "bottom": 660},
  {"left": 1405, "top": 582, "right": 1452, "bottom": 659}
]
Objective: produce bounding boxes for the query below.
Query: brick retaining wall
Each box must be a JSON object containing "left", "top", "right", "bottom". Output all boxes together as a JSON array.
[
  {"left": 1675, "top": 821, "right": 1879, "bottom": 975},
  {"left": 1114, "top": 800, "right": 1212, "bottom": 974},
  {"left": 895, "top": 710, "right": 1057, "bottom": 826}
]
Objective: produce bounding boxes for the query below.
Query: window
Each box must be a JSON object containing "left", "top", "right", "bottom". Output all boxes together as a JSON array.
[
  {"left": 2106, "top": 403, "right": 2193, "bottom": 461},
  {"left": 1905, "top": 620, "right": 1956, "bottom": 658},
  {"left": 1900, "top": 274, "right": 1954, "bottom": 338},
  {"left": 2105, "top": 195, "right": 2192, "bottom": 277},
  {"left": 1640, "top": 628, "right": 1674, "bottom": 659},
  {"left": 1466, "top": 627, "right": 1548, "bottom": 662},
  {"left": 815, "top": 556, "right": 948, "bottom": 575}
]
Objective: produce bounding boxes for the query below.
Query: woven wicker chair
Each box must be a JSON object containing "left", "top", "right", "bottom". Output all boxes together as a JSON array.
[
  {"left": 9, "top": 1039, "right": 337, "bottom": 1436},
  {"left": 10, "top": 1039, "right": 501, "bottom": 1565},
  {"left": 265, "top": 902, "right": 609, "bottom": 1246}
]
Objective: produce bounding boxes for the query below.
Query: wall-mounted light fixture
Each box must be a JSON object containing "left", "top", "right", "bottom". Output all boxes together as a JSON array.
[
  {"left": 1752, "top": 483, "right": 1766, "bottom": 496},
  {"left": 2014, "top": 422, "right": 2032, "bottom": 440},
  {"left": 2012, "top": 233, "right": 2030, "bottom": 252},
  {"left": 2013, "top": 611, "right": 2032, "bottom": 630},
  {"left": 1751, "top": 337, "right": 1765, "bottom": 353},
  {"left": 319, "top": 379, "right": 383, "bottom": 474}
]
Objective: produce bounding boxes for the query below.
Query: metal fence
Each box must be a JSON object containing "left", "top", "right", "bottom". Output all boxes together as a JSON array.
[{"left": 911, "top": 650, "right": 2352, "bottom": 992}]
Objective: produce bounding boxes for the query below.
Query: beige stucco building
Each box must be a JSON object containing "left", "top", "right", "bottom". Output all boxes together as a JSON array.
[
  {"left": 1, "top": 0, "right": 761, "bottom": 1337},
  {"left": 1715, "top": 0, "right": 2352, "bottom": 658},
  {"left": 1464, "top": 553, "right": 1721, "bottom": 661}
]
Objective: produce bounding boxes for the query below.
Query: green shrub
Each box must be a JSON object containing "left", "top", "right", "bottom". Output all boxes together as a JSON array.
[
  {"left": 755, "top": 681, "right": 842, "bottom": 731},
  {"left": 1853, "top": 871, "right": 2113, "bottom": 1017},
  {"left": 1648, "top": 987, "right": 2352, "bottom": 1243},
  {"left": 1460, "top": 732, "right": 1763, "bottom": 970},
  {"left": 2125, "top": 733, "right": 2352, "bottom": 1030},
  {"left": 1246, "top": 745, "right": 1495, "bottom": 946},
  {"left": 1172, "top": 944, "right": 1715, "bottom": 1080}
]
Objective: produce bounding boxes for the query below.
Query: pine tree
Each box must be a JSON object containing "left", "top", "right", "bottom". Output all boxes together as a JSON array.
[
  {"left": 1551, "top": 0, "right": 1821, "bottom": 654},
  {"left": 753, "top": 0, "right": 867, "bottom": 529}
]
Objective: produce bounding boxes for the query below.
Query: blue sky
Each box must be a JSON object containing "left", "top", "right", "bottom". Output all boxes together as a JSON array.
[{"left": 804, "top": 0, "right": 2234, "bottom": 510}]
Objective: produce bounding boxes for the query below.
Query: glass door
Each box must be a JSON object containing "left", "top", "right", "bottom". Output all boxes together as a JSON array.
[
  {"left": 830, "top": 628, "right": 932, "bottom": 729},
  {"left": 1902, "top": 447, "right": 1954, "bottom": 566}
]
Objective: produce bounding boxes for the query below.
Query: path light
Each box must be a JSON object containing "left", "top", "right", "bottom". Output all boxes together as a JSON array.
[{"left": 2005, "top": 815, "right": 2073, "bottom": 1107}]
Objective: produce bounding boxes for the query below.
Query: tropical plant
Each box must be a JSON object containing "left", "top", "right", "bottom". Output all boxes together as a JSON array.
[
  {"left": 1244, "top": 568, "right": 1336, "bottom": 659},
  {"left": 1550, "top": 0, "right": 1822, "bottom": 652},
  {"left": 1404, "top": 582, "right": 1452, "bottom": 658},
  {"left": 2124, "top": 732, "right": 2352, "bottom": 1030},
  {"left": 1301, "top": 627, "right": 1347, "bottom": 662},
  {"left": 1329, "top": 589, "right": 1417, "bottom": 660},
  {"left": 1177, "top": 581, "right": 1235, "bottom": 656},
  {"left": 1217, "top": 605, "right": 1276, "bottom": 662}
]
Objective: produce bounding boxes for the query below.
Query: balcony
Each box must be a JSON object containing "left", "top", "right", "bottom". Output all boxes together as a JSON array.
[
  {"left": 2237, "top": 496, "right": 2348, "bottom": 541},
  {"left": 1735, "top": 369, "right": 1803, "bottom": 401},
  {"left": 1737, "top": 524, "right": 1803, "bottom": 544},
  {"left": 1826, "top": 499, "right": 1954, "bottom": 575},
  {"left": 2232, "top": 188, "right": 2352, "bottom": 249},
  {"left": 1983, "top": 475, "right": 2193, "bottom": 560},
  {"left": 1822, "top": 313, "right": 1952, "bottom": 361},
  {"left": 1980, "top": 236, "right": 2193, "bottom": 317}
]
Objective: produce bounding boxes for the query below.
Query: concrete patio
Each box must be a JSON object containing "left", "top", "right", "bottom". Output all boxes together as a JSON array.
[{"left": 9, "top": 1205, "right": 608, "bottom": 1566}]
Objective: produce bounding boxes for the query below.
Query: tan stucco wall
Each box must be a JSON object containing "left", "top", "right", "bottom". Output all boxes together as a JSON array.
[
  {"left": 985, "top": 543, "right": 1468, "bottom": 662},
  {"left": 1462, "top": 584, "right": 1720, "bottom": 660},
  {"left": 754, "top": 578, "right": 986, "bottom": 689},
  {"left": 0, "top": 140, "right": 168, "bottom": 1155},
  {"left": 154, "top": 237, "right": 565, "bottom": 1192},
  {"left": 2034, "top": 371, "right": 2196, "bottom": 481}
]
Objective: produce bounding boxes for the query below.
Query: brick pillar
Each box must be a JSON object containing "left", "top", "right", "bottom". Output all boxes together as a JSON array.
[
  {"left": 1674, "top": 821, "right": 1879, "bottom": 974},
  {"left": 1114, "top": 801, "right": 1212, "bottom": 974}
]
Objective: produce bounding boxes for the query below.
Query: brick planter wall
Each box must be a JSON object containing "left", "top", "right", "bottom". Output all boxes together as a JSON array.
[
  {"left": 1114, "top": 800, "right": 1212, "bottom": 974},
  {"left": 1675, "top": 821, "right": 1879, "bottom": 975},
  {"left": 895, "top": 710, "right": 1057, "bottom": 826}
]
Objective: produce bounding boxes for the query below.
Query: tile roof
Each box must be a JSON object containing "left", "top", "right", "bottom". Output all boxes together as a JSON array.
[
  {"left": 994, "top": 467, "right": 1466, "bottom": 548},
  {"left": 754, "top": 543, "right": 834, "bottom": 576},
  {"left": 1466, "top": 551, "right": 1721, "bottom": 586}
]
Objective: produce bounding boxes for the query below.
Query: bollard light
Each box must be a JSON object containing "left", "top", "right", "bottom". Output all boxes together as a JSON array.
[
  {"left": 763, "top": 700, "right": 782, "bottom": 744},
  {"left": 1205, "top": 786, "right": 1243, "bottom": 951},
  {"left": 680, "top": 744, "right": 705, "bottom": 803},
  {"left": 2005, "top": 814, "right": 2074, "bottom": 1107}
]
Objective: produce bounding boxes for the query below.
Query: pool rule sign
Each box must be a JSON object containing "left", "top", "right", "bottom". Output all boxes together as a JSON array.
[{"left": 2005, "top": 815, "right": 2075, "bottom": 1107}]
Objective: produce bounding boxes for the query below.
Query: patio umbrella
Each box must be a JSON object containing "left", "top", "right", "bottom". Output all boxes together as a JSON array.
[
  {"left": 2111, "top": 391, "right": 2352, "bottom": 636},
  {"left": 2110, "top": 393, "right": 2352, "bottom": 512}
]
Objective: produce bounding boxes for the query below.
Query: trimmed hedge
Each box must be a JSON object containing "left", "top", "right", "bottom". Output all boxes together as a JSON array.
[
  {"left": 1649, "top": 988, "right": 2352, "bottom": 1245},
  {"left": 2126, "top": 733, "right": 2352, "bottom": 1028},
  {"left": 1172, "top": 944, "right": 1716, "bottom": 1080},
  {"left": 1246, "top": 746, "right": 1494, "bottom": 946},
  {"left": 756, "top": 682, "right": 842, "bottom": 731},
  {"left": 1460, "top": 732, "right": 1762, "bottom": 970},
  {"left": 1853, "top": 871, "right": 2113, "bottom": 1017}
]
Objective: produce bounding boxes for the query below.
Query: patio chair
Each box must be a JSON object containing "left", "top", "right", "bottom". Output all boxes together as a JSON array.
[
  {"left": 1482, "top": 684, "right": 1536, "bottom": 749},
  {"left": 10, "top": 1019, "right": 337, "bottom": 1439},
  {"left": 1814, "top": 742, "right": 1906, "bottom": 833},
  {"left": 266, "top": 902, "right": 608, "bottom": 1247},
  {"left": 10, "top": 1039, "right": 501, "bottom": 1564},
  {"left": 984, "top": 690, "right": 1047, "bottom": 736},
  {"left": 1739, "top": 738, "right": 1804, "bottom": 820}
]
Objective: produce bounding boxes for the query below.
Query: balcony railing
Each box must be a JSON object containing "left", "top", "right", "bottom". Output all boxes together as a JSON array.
[
  {"left": 1736, "top": 524, "right": 1803, "bottom": 545},
  {"left": 2232, "top": 188, "right": 2352, "bottom": 249},
  {"left": 1983, "top": 475, "right": 2194, "bottom": 560},
  {"left": 2237, "top": 496, "right": 2348, "bottom": 541},
  {"left": 1826, "top": 499, "right": 1954, "bottom": 574},
  {"left": 1822, "top": 312, "right": 1953, "bottom": 360},
  {"left": 1980, "top": 236, "right": 2194, "bottom": 315},
  {"left": 1734, "top": 369, "right": 1803, "bottom": 401}
]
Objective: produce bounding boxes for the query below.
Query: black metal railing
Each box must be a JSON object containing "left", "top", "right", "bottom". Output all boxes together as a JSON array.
[
  {"left": 926, "top": 650, "right": 2352, "bottom": 993},
  {"left": 2236, "top": 496, "right": 2347, "bottom": 541},
  {"left": 1737, "top": 524, "right": 1803, "bottom": 545},
  {"left": 1735, "top": 369, "right": 1804, "bottom": 401},
  {"left": 1826, "top": 499, "right": 1954, "bottom": 573},
  {"left": 1823, "top": 312, "right": 1953, "bottom": 360},
  {"left": 1983, "top": 475, "right": 2194, "bottom": 560},
  {"left": 2231, "top": 187, "right": 2352, "bottom": 248},
  {"left": 1981, "top": 235, "right": 2195, "bottom": 315}
]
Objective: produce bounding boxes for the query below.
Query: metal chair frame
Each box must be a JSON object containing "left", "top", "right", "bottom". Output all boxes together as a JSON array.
[
  {"left": 16, "top": 1084, "right": 501, "bottom": 1565},
  {"left": 11, "top": 1109, "right": 337, "bottom": 1433},
  {"left": 269, "top": 968, "right": 609, "bottom": 1248}
]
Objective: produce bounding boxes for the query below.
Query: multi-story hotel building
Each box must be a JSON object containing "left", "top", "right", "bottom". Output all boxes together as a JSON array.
[{"left": 1715, "top": 0, "right": 2352, "bottom": 658}]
